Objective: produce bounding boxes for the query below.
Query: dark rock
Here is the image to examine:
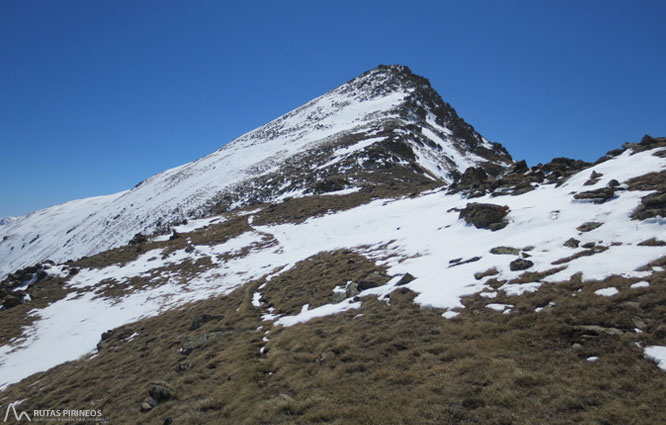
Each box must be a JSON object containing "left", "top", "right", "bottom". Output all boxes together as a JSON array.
[
  {"left": 346, "top": 282, "right": 360, "bottom": 298},
  {"left": 509, "top": 259, "right": 534, "bottom": 271},
  {"left": 640, "top": 134, "right": 658, "bottom": 146},
  {"left": 573, "top": 187, "right": 616, "bottom": 203},
  {"left": 129, "top": 233, "right": 148, "bottom": 245},
  {"left": 581, "top": 242, "right": 596, "bottom": 249},
  {"left": 607, "top": 179, "right": 620, "bottom": 187},
  {"left": 489, "top": 246, "right": 520, "bottom": 255},
  {"left": 149, "top": 381, "right": 176, "bottom": 403},
  {"left": 474, "top": 268, "right": 499, "bottom": 280},
  {"left": 583, "top": 171, "right": 602, "bottom": 186},
  {"left": 396, "top": 273, "right": 416, "bottom": 286},
  {"left": 177, "top": 361, "right": 191, "bottom": 372},
  {"left": 637, "top": 238, "right": 666, "bottom": 247},
  {"left": 169, "top": 230, "right": 180, "bottom": 241},
  {"left": 511, "top": 160, "right": 528, "bottom": 174},
  {"left": 632, "top": 191, "right": 666, "bottom": 220},
  {"left": 577, "top": 222, "right": 603, "bottom": 232},
  {"left": 459, "top": 167, "right": 487, "bottom": 187},
  {"left": 164, "top": 419, "right": 173, "bottom": 425},
  {"left": 2, "top": 295, "right": 22, "bottom": 309},
  {"left": 459, "top": 203, "right": 509, "bottom": 231},
  {"left": 564, "top": 238, "right": 580, "bottom": 248},
  {"left": 448, "top": 256, "right": 482, "bottom": 268},
  {"left": 313, "top": 176, "right": 348, "bottom": 194},
  {"left": 357, "top": 280, "right": 382, "bottom": 291}
]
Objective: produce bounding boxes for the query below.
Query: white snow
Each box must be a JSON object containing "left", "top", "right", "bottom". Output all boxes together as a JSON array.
[
  {"left": 594, "top": 287, "right": 619, "bottom": 297},
  {"left": 0, "top": 144, "right": 664, "bottom": 391},
  {"left": 644, "top": 346, "right": 666, "bottom": 372},
  {"left": 630, "top": 281, "right": 650, "bottom": 289},
  {"left": 500, "top": 282, "right": 542, "bottom": 296},
  {"left": 486, "top": 303, "right": 513, "bottom": 312},
  {"left": 275, "top": 299, "right": 361, "bottom": 327},
  {"left": 586, "top": 356, "right": 599, "bottom": 362},
  {"left": 319, "top": 187, "right": 362, "bottom": 196}
]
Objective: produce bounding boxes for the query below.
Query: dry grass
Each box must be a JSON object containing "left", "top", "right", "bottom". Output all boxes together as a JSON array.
[{"left": 1, "top": 249, "right": 665, "bottom": 425}]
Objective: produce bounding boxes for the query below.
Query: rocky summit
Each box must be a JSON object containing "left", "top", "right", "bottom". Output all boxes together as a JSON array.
[{"left": 1, "top": 66, "right": 665, "bottom": 425}]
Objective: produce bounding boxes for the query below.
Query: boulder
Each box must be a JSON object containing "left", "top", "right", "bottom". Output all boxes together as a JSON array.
[
  {"left": 564, "top": 238, "right": 580, "bottom": 248},
  {"left": 459, "top": 203, "right": 509, "bottom": 231},
  {"left": 490, "top": 246, "right": 520, "bottom": 255},
  {"left": 509, "top": 259, "right": 534, "bottom": 271},
  {"left": 395, "top": 273, "right": 416, "bottom": 286},
  {"left": 577, "top": 222, "right": 603, "bottom": 233},
  {"left": 573, "top": 187, "right": 616, "bottom": 203},
  {"left": 149, "top": 381, "right": 176, "bottom": 403}
]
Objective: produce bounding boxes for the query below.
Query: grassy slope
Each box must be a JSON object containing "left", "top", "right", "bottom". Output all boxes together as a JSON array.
[{"left": 1, "top": 248, "right": 664, "bottom": 425}]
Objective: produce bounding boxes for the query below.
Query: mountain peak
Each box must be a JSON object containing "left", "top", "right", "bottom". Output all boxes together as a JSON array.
[{"left": 0, "top": 65, "right": 512, "bottom": 278}]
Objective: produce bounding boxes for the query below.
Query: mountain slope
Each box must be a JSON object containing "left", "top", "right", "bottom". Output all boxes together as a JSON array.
[
  {"left": 0, "top": 65, "right": 511, "bottom": 279},
  {"left": 1, "top": 66, "right": 665, "bottom": 424}
]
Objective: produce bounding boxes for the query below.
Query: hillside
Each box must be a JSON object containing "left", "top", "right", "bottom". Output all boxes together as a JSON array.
[
  {"left": 0, "top": 67, "right": 665, "bottom": 424},
  {"left": 0, "top": 65, "right": 511, "bottom": 280}
]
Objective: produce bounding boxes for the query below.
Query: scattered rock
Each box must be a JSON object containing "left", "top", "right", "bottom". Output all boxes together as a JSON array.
[
  {"left": 176, "top": 361, "right": 190, "bottom": 372},
  {"left": 564, "top": 238, "right": 580, "bottom": 248},
  {"left": 490, "top": 246, "right": 520, "bottom": 255},
  {"left": 474, "top": 268, "right": 499, "bottom": 280},
  {"left": 509, "top": 259, "right": 534, "bottom": 271},
  {"left": 638, "top": 238, "right": 666, "bottom": 247},
  {"left": 2, "top": 295, "right": 22, "bottom": 309},
  {"left": 140, "top": 402, "right": 153, "bottom": 412},
  {"left": 571, "top": 343, "right": 583, "bottom": 351},
  {"left": 459, "top": 203, "right": 509, "bottom": 231},
  {"left": 448, "top": 256, "right": 482, "bottom": 268},
  {"left": 573, "top": 187, "right": 616, "bottom": 203},
  {"left": 632, "top": 191, "right": 666, "bottom": 220},
  {"left": 577, "top": 222, "right": 603, "bottom": 233},
  {"left": 357, "top": 280, "right": 382, "bottom": 291},
  {"left": 345, "top": 282, "right": 360, "bottom": 298},
  {"left": 149, "top": 381, "right": 176, "bottom": 403},
  {"left": 129, "top": 233, "right": 148, "bottom": 245},
  {"left": 583, "top": 171, "right": 603, "bottom": 186},
  {"left": 396, "top": 273, "right": 416, "bottom": 286}
]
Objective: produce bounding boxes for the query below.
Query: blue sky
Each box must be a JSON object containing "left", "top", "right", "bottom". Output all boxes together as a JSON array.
[{"left": 1, "top": 0, "right": 664, "bottom": 217}]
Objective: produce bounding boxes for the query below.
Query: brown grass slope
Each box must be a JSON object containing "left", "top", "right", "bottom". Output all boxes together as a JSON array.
[{"left": 1, "top": 249, "right": 665, "bottom": 425}]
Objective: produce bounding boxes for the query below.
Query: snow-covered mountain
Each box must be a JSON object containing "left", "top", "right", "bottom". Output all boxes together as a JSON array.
[
  {"left": 0, "top": 217, "right": 18, "bottom": 226},
  {"left": 1, "top": 66, "right": 665, "bottom": 423},
  {"left": 0, "top": 65, "right": 511, "bottom": 279}
]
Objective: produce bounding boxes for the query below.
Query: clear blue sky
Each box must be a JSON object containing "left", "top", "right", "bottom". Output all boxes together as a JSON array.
[{"left": 1, "top": 0, "right": 664, "bottom": 217}]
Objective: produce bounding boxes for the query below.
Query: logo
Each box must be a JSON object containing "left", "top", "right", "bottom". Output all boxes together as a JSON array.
[
  {"left": 2, "top": 402, "right": 106, "bottom": 422},
  {"left": 3, "top": 402, "right": 31, "bottom": 422}
]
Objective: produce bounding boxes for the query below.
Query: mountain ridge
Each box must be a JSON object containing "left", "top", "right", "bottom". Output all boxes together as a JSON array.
[{"left": 0, "top": 64, "right": 511, "bottom": 279}]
